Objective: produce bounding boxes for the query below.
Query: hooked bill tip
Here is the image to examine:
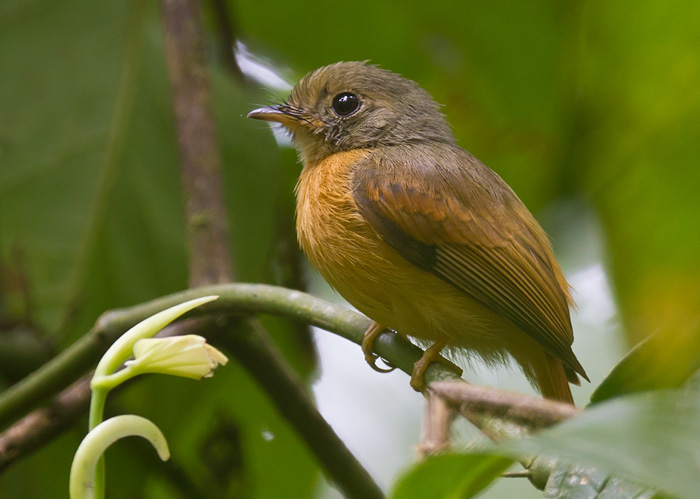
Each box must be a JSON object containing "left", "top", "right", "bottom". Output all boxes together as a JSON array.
[{"left": 246, "top": 106, "right": 285, "bottom": 122}]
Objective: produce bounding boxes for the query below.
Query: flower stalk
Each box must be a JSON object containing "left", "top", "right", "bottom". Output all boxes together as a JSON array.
[{"left": 74, "top": 295, "right": 223, "bottom": 499}]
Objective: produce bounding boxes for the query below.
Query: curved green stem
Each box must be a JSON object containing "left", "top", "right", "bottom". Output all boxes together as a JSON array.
[{"left": 70, "top": 415, "right": 169, "bottom": 499}]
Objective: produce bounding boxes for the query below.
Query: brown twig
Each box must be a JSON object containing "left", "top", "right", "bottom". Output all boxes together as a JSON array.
[
  {"left": 421, "top": 382, "right": 578, "bottom": 490},
  {"left": 417, "top": 390, "right": 456, "bottom": 458},
  {"left": 0, "top": 375, "right": 91, "bottom": 472},
  {"left": 430, "top": 381, "right": 580, "bottom": 429},
  {"left": 161, "top": 0, "right": 234, "bottom": 287}
]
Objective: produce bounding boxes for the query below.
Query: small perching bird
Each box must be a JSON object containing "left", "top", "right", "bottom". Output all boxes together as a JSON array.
[{"left": 248, "top": 62, "right": 588, "bottom": 403}]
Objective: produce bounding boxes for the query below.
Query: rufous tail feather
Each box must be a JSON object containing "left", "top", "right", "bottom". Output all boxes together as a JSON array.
[{"left": 533, "top": 353, "right": 574, "bottom": 405}]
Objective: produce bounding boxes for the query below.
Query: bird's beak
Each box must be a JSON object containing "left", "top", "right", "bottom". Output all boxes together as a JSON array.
[{"left": 247, "top": 105, "right": 303, "bottom": 128}]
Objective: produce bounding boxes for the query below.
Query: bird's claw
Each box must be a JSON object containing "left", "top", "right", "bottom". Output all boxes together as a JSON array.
[
  {"left": 410, "top": 340, "right": 463, "bottom": 392},
  {"left": 364, "top": 352, "right": 396, "bottom": 373},
  {"left": 361, "top": 322, "right": 396, "bottom": 373}
]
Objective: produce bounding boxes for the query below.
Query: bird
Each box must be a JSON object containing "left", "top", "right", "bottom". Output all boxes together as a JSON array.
[{"left": 248, "top": 61, "right": 588, "bottom": 403}]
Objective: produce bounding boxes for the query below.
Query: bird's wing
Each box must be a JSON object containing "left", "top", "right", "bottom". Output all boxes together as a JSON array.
[{"left": 351, "top": 148, "right": 587, "bottom": 380}]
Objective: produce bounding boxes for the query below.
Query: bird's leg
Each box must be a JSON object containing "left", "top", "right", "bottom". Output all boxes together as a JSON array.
[
  {"left": 411, "top": 339, "right": 463, "bottom": 392},
  {"left": 361, "top": 321, "right": 395, "bottom": 373}
]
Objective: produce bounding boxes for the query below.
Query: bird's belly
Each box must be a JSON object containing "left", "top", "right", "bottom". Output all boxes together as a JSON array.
[
  {"left": 318, "top": 235, "right": 514, "bottom": 349},
  {"left": 295, "top": 151, "right": 518, "bottom": 353}
]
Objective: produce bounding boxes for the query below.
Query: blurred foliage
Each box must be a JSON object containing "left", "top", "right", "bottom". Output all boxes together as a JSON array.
[
  {"left": 391, "top": 453, "right": 513, "bottom": 499},
  {"left": 1, "top": 0, "right": 700, "bottom": 497}
]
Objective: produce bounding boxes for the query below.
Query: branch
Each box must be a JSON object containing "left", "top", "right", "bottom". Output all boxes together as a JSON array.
[
  {"left": 219, "top": 317, "right": 385, "bottom": 499},
  {"left": 429, "top": 381, "right": 580, "bottom": 429},
  {"left": 417, "top": 389, "right": 456, "bottom": 458},
  {"left": 0, "top": 375, "right": 91, "bottom": 472},
  {"left": 0, "top": 284, "right": 576, "bottom": 490},
  {"left": 0, "top": 284, "right": 461, "bottom": 431},
  {"left": 7, "top": 286, "right": 576, "bottom": 488},
  {"left": 161, "top": 0, "right": 233, "bottom": 287}
]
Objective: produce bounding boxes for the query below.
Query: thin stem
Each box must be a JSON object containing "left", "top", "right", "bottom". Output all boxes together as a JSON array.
[
  {"left": 88, "top": 390, "right": 107, "bottom": 437},
  {"left": 219, "top": 317, "right": 385, "bottom": 499},
  {"left": 87, "top": 388, "right": 108, "bottom": 499},
  {"left": 82, "top": 296, "right": 217, "bottom": 497}
]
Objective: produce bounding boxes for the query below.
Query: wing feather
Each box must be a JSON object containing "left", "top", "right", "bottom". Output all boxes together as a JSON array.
[{"left": 352, "top": 147, "right": 587, "bottom": 380}]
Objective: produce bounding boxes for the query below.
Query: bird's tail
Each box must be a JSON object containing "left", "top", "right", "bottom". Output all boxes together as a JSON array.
[{"left": 533, "top": 353, "right": 574, "bottom": 405}]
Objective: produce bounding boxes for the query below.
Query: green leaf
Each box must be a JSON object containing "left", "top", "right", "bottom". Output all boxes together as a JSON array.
[
  {"left": 502, "top": 390, "right": 700, "bottom": 498},
  {"left": 391, "top": 453, "right": 513, "bottom": 499},
  {"left": 590, "top": 336, "right": 661, "bottom": 404},
  {"left": 591, "top": 334, "right": 700, "bottom": 405},
  {"left": 544, "top": 461, "right": 658, "bottom": 499}
]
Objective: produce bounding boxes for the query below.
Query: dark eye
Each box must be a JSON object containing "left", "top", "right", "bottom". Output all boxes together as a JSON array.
[{"left": 331, "top": 92, "right": 361, "bottom": 117}]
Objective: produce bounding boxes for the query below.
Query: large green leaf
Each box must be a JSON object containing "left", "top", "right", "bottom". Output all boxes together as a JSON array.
[
  {"left": 0, "top": 0, "right": 134, "bottom": 329},
  {"left": 0, "top": 0, "right": 318, "bottom": 497},
  {"left": 591, "top": 330, "right": 700, "bottom": 404},
  {"left": 502, "top": 390, "right": 700, "bottom": 498},
  {"left": 392, "top": 453, "right": 513, "bottom": 499}
]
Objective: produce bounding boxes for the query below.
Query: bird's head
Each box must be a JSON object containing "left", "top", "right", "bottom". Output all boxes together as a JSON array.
[{"left": 248, "top": 61, "right": 455, "bottom": 165}]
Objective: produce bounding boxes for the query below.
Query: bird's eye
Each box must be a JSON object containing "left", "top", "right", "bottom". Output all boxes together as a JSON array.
[{"left": 331, "top": 92, "right": 361, "bottom": 117}]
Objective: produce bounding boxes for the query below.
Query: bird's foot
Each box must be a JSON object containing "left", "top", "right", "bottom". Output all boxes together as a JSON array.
[
  {"left": 410, "top": 339, "right": 463, "bottom": 392},
  {"left": 361, "top": 321, "right": 395, "bottom": 373}
]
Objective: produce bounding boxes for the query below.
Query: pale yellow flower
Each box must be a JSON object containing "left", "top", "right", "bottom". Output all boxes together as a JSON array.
[{"left": 125, "top": 335, "right": 228, "bottom": 380}]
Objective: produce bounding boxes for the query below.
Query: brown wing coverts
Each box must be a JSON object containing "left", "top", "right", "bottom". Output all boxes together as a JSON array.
[{"left": 352, "top": 148, "right": 588, "bottom": 381}]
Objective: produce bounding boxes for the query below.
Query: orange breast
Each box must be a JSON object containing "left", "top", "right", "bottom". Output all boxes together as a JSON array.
[
  {"left": 294, "top": 150, "right": 521, "bottom": 352},
  {"left": 295, "top": 150, "right": 396, "bottom": 322}
]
